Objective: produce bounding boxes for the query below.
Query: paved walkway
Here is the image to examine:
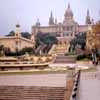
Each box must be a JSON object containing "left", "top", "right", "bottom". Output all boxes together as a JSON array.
[
  {"left": 78, "top": 79, "right": 100, "bottom": 100},
  {"left": 78, "top": 66, "right": 100, "bottom": 100},
  {"left": 0, "top": 74, "right": 67, "bottom": 87}
]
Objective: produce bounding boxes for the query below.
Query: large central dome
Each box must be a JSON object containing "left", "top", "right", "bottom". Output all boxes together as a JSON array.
[{"left": 64, "top": 3, "right": 73, "bottom": 18}]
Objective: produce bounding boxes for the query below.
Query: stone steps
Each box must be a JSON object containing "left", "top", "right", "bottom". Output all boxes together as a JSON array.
[
  {"left": 0, "top": 86, "right": 65, "bottom": 100},
  {"left": 54, "top": 55, "right": 76, "bottom": 64},
  {"left": 51, "top": 44, "right": 67, "bottom": 54}
]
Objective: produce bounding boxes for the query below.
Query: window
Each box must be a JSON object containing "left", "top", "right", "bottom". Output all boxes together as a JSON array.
[
  {"left": 71, "top": 26, "right": 73, "bottom": 31},
  {"left": 67, "top": 26, "right": 69, "bottom": 31}
]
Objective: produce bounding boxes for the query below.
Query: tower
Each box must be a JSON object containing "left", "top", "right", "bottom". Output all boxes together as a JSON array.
[
  {"left": 15, "top": 24, "right": 21, "bottom": 37},
  {"left": 15, "top": 24, "right": 21, "bottom": 52},
  {"left": 36, "top": 18, "right": 40, "bottom": 27},
  {"left": 31, "top": 33, "right": 35, "bottom": 43},
  {"left": 49, "top": 11, "right": 54, "bottom": 25},
  {"left": 55, "top": 18, "right": 57, "bottom": 25},
  {"left": 86, "top": 9, "right": 91, "bottom": 25},
  {"left": 91, "top": 18, "right": 94, "bottom": 25}
]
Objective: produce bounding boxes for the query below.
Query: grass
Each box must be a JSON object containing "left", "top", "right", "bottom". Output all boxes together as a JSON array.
[
  {"left": 65, "top": 52, "right": 76, "bottom": 56},
  {"left": 76, "top": 58, "right": 90, "bottom": 61}
]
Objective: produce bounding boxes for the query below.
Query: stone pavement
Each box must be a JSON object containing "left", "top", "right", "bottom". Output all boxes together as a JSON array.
[
  {"left": 0, "top": 73, "right": 67, "bottom": 87},
  {"left": 78, "top": 66, "right": 100, "bottom": 100},
  {"left": 53, "top": 54, "right": 76, "bottom": 64},
  {"left": 78, "top": 79, "right": 100, "bottom": 100},
  {"left": 0, "top": 73, "right": 67, "bottom": 100}
]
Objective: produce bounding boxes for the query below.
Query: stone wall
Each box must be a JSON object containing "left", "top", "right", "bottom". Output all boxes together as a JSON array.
[{"left": 0, "top": 37, "right": 34, "bottom": 52}]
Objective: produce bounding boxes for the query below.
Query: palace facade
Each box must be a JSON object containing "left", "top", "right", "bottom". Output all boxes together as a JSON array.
[
  {"left": 0, "top": 3, "right": 95, "bottom": 52},
  {"left": 32, "top": 3, "right": 92, "bottom": 44}
]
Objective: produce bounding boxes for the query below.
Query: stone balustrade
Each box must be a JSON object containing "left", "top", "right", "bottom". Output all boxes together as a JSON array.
[{"left": 70, "top": 70, "right": 81, "bottom": 100}]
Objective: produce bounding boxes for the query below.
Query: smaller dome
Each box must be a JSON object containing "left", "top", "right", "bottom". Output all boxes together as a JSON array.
[{"left": 64, "top": 3, "right": 73, "bottom": 18}]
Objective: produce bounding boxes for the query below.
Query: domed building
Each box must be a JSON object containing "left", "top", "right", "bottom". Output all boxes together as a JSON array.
[
  {"left": 32, "top": 3, "right": 92, "bottom": 45},
  {"left": 63, "top": 3, "right": 78, "bottom": 37},
  {"left": 63, "top": 3, "right": 74, "bottom": 24}
]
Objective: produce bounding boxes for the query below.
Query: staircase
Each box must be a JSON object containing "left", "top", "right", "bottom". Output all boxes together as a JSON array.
[
  {"left": 51, "top": 44, "right": 70, "bottom": 55},
  {"left": 55, "top": 44, "right": 67, "bottom": 54},
  {"left": 53, "top": 54, "right": 76, "bottom": 64},
  {"left": 23, "top": 87, "right": 41, "bottom": 100},
  {"left": 47, "top": 87, "right": 65, "bottom": 100},
  {"left": 0, "top": 86, "right": 23, "bottom": 100},
  {"left": 0, "top": 86, "right": 66, "bottom": 100},
  {"left": 48, "top": 44, "right": 56, "bottom": 55}
]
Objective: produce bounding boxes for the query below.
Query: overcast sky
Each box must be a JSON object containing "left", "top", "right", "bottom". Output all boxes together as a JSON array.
[{"left": 0, "top": 0, "right": 100, "bottom": 35}]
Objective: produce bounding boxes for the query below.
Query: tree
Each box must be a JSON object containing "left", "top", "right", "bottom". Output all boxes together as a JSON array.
[
  {"left": 6, "top": 31, "right": 31, "bottom": 39},
  {"left": 0, "top": 45, "right": 5, "bottom": 56},
  {"left": 4, "top": 47, "right": 11, "bottom": 55},
  {"left": 6, "top": 31, "right": 15, "bottom": 36},
  {"left": 21, "top": 32, "right": 31, "bottom": 39},
  {"left": 86, "top": 23, "right": 100, "bottom": 65},
  {"left": 36, "top": 32, "right": 58, "bottom": 45},
  {"left": 70, "top": 32, "right": 86, "bottom": 51},
  {"left": 0, "top": 45, "right": 4, "bottom": 51},
  {"left": 92, "top": 23, "right": 100, "bottom": 49}
]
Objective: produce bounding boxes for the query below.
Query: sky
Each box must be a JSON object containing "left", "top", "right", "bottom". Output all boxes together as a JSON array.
[{"left": 0, "top": 0, "right": 100, "bottom": 35}]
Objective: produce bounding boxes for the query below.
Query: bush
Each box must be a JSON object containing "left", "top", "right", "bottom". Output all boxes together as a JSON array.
[
  {"left": 20, "top": 47, "right": 35, "bottom": 54},
  {"left": 5, "top": 47, "right": 35, "bottom": 56},
  {"left": 76, "top": 54, "right": 91, "bottom": 60},
  {"left": 36, "top": 32, "right": 58, "bottom": 45}
]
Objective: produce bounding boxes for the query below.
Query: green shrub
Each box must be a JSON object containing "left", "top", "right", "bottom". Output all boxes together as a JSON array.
[
  {"left": 5, "top": 47, "right": 35, "bottom": 56},
  {"left": 76, "top": 54, "right": 91, "bottom": 60}
]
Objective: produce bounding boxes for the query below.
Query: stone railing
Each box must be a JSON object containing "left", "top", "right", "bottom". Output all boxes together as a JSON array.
[
  {"left": 48, "top": 44, "right": 56, "bottom": 55},
  {"left": 70, "top": 70, "right": 81, "bottom": 100},
  {"left": 0, "top": 61, "right": 49, "bottom": 71}
]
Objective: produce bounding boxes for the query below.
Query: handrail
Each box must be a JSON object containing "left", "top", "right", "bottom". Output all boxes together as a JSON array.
[{"left": 70, "top": 70, "right": 81, "bottom": 100}]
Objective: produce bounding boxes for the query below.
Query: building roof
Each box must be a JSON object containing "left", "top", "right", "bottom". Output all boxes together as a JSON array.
[{"left": 64, "top": 3, "right": 73, "bottom": 18}]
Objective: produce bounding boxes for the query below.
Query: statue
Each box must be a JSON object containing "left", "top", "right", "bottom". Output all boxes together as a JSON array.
[{"left": 92, "top": 49, "right": 98, "bottom": 65}]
